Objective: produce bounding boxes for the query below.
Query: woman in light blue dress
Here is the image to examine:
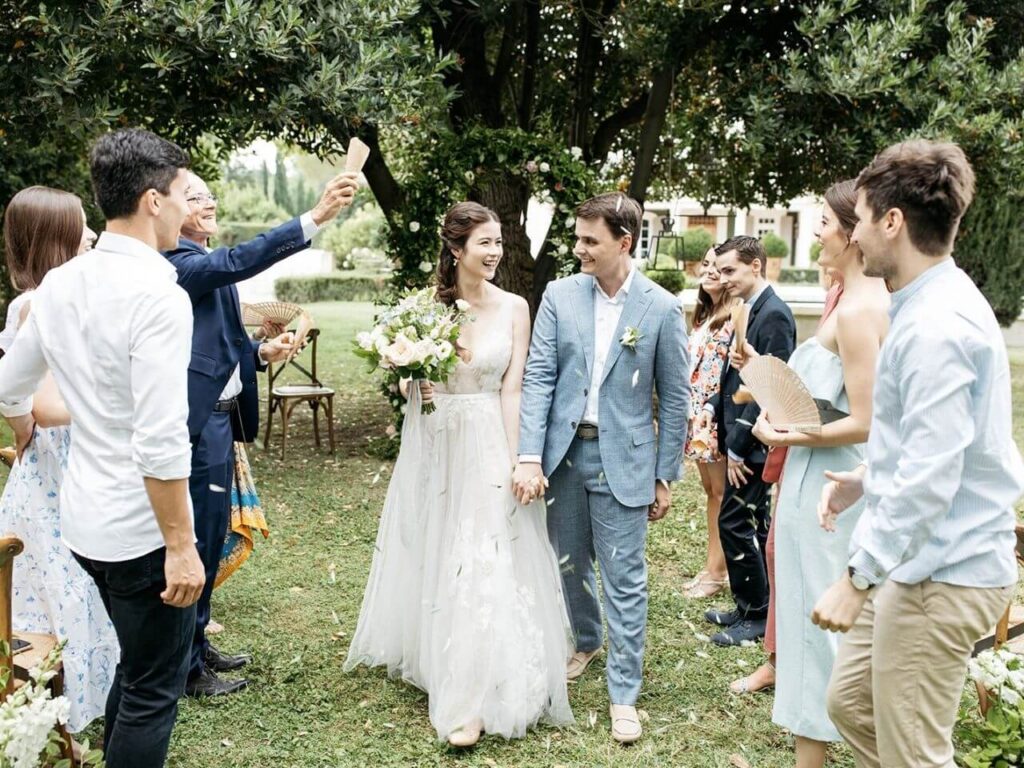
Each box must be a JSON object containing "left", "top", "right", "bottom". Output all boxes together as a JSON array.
[
  {"left": 736, "top": 180, "right": 889, "bottom": 768},
  {"left": 0, "top": 187, "right": 118, "bottom": 735}
]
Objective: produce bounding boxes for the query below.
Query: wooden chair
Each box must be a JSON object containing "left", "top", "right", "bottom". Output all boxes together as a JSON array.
[
  {"left": 0, "top": 535, "right": 72, "bottom": 757},
  {"left": 263, "top": 328, "right": 336, "bottom": 459}
]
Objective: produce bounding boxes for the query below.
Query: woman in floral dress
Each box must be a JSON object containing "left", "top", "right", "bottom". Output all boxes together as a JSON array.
[{"left": 683, "top": 246, "right": 735, "bottom": 599}]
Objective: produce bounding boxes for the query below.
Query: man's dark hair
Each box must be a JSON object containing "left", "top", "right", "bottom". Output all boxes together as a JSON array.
[
  {"left": 856, "top": 140, "right": 976, "bottom": 257},
  {"left": 89, "top": 129, "right": 190, "bottom": 220},
  {"left": 715, "top": 235, "right": 767, "bottom": 277},
  {"left": 575, "top": 192, "right": 643, "bottom": 254}
]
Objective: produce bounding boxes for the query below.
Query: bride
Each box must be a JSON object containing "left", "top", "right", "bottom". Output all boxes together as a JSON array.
[{"left": 345, "top": 202, "right": 575, "bottom": 746}]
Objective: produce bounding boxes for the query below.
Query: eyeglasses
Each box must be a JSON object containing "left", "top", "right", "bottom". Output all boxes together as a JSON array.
[{"left": 187, "top": 193, "right": 218, "bottom": 204}]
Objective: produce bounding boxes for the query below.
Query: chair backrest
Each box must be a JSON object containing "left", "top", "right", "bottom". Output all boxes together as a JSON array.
[
  {"left": 0, "top": 535, "right": 24, "bottom": 696},
  {"left": 267, "top": 328, "right": 322, "bottom": 390}
]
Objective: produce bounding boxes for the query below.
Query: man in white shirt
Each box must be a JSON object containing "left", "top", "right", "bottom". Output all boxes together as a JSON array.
[
  {"left": 0, "top": 128, "right": 203, "bottom": 768},
  {"left": 813, "top": 140, "right": 1023, "bottom": 767}
]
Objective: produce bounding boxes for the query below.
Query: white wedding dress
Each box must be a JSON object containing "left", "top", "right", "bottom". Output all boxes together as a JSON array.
[{"left": 345, "top": 319, "right": 575, "bottom": 740}]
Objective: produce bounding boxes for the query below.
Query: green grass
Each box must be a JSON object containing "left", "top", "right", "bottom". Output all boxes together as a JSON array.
[{"left": 4, "top": 304, "right": 1024, "bottom": 767}]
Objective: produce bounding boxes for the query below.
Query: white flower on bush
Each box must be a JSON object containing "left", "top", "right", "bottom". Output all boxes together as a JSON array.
[
  {"left": 409, "top": 221, "right": 421, "bottom": 232},
  {"left": 0, "top": 654, "right": 72, "bottom": 768},
  {"left": 525, "top": 160, "right": 538, "bottom": 174},
  {"left": 969, "top": 648, "right": 1024, "bottom": 706},
  {"left": 570, "top": 146, "right": 583, "bottom": 159},
  {"left": 356, "top": 331, "right": 374, "bottom": 351},
  {"left": 419, "top": 260, "right": 433, "bottom": 273},
  {"left": 565, "top": 216, "right": 575, "bottom": 229},
  {"left": 464, "top": 170, "right": 475, "bottom": 184},
  {"left": 539, "top": 162, "right": 550, "bottom": 173},
  {"left": 556, "top": 243, "right": 568, "bottom": 256}
]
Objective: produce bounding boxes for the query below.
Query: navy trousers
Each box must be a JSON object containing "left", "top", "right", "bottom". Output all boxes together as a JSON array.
[
  {"left": 187, "top": 410, "right": 234, "bottom": 679},
  {"left": 74, "top": 548, "right": 194, "bottom": 768}
]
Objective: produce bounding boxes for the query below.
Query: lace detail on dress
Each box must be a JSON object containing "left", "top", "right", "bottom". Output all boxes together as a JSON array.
[{"left": 435, "top": 322, "right": 513, "bottom": 395}]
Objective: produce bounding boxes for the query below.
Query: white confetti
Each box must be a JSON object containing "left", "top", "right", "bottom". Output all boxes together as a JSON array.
[{"left": 632, "top": 369, "right": 640, "bottom": 387}]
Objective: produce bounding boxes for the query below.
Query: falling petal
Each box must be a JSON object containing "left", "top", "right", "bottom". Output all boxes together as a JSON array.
[
  {"left": 582, "top": 579, "right": 595, "bottom": 598},
  {"left": 696, "top": 650, "right": 710, "bottom": 659},
  {"left": 587, "top": 711, "right": 598, "bottom": 729},
  {"left": 209, "top": 484, "right": 226, "bottom": 493},
  {"left": 611, "top": 546, "right": 618, "bottom": 559},
  {"left": 566, "top": 459, "right": 573, "bottom": 467},
  {"left": 632, "top": 369, "right": 640, "bottom": 388},
  {"left": 732, "top": 553, "right": 745, "bottom": 561},
  {"left": 559, "top": 553, "right": 571, "bottom": 564},
  {"left": 547, "top": 497, "right": 556, "bottom": 507}
]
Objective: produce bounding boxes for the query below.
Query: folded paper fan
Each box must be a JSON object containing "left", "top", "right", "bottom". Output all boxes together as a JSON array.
[
  {"left": 287, "top": 311, "right": 315, "bottom": 362},
  {"left": 738, "top": 355, "right": 822, "bottom": 433},
  {"left": 345, "top": 137, "right": 371, "bottom": 174},
  {"left": 730, "top": 302, "right": 750, "bottom": 353},
  {"left": 242, "top": 301, "right": 305, "bottom": 327}
]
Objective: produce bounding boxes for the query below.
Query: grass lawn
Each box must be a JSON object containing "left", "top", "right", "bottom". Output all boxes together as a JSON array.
[{"left": 4, "top": 300, "right": 1024, "bottom": 767}]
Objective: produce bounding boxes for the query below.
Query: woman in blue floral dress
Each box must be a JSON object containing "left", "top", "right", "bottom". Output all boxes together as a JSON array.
[{"left": 0, "top": 187, "right": 118, "bottom": 734}]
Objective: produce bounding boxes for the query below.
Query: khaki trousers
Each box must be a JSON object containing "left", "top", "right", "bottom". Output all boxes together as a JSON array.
[{"left": 826, "top": 579, "right": 1013, "bottom": 768}]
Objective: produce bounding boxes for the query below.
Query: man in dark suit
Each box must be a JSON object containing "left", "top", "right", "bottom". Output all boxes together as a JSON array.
[
  {"left": 701, "top": 235, "right": 796, "bottom": 646},
  {"left": 164, "top": 169, "right": 358, "bottom": 696}
]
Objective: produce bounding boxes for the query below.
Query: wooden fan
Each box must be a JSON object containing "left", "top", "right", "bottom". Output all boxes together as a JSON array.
[
  {"left": 345, "top": 137, "right": 371, "bottom": 173},
  {"left": 242, "top": 301, "right": 305, "bottom": 327},
  {"left": 738, "top": 355, "right": 822, "bottom": 433},
  {"left": 730, "top": 302, "right": 750, "bottom": 354},
  {"left": 287, "top": 310, "right": 315, "bottom": 362}
]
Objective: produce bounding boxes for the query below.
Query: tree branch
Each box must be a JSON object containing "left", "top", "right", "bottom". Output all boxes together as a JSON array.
[
  {"left": 590, "top": 93, "right": 648, "bottom": 161},
  {"left": 492, "top": 1, "right": 522, "bottom": 98},
  {"left": 518, "top": 0, "right": 541, "bottom": 130},
  {"left": 358, "top": 125, "right": 404, "bottom": 224}
]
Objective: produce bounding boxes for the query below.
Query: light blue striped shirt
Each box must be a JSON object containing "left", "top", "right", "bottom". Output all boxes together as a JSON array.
[{"left": 848, "top": 258, "right": 1024, "bottom": 587}]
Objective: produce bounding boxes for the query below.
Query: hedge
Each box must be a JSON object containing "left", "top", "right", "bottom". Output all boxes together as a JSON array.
[
  {"left": 778, "top": 267, "right": 821, "bottom": 284},
  {"left": 644, "top": 269, "right": 687, "bottom": 295},
  {"left": 275, "top": 273, "right": 388, "bottom": 303}
]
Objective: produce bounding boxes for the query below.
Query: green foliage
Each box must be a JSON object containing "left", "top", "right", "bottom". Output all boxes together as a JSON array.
[
  {"left": 810, "top": 241, "right": 823, "bottom": 262},
  {"left": 318, "top": 205, "right": 387, "bottom": 269},
  {"left": 275, "top": 274, "right": 388, "bottom": 304},
  {"left": 779, "top": 267, "right": 822, "bottom": 285},
  {"left": 212, "top": 183, "right": 292, "bottom": 246},
  {"left": 644, "top": 269, "right": 687, "bottom": 295},
  {"left": 954, "top": 184, "right": 1024, "bottom": 325},
  {"left": 761, "top": 232, "right": 790, "bottom": 261},
  {"left": 651, "top": 228, "right": 714, "bottom": 269},
  {"left": 384, "top": 126, "right": 596, "bottom": 298}
]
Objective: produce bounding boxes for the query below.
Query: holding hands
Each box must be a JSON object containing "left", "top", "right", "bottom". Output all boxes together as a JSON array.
[{"left": 512, "top": 462, "right": 548, "bottom": 505}]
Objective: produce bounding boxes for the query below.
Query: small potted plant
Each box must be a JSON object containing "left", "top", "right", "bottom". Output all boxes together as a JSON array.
[{"left": 761, "top": 232, "right": 789, "bottom": 282}]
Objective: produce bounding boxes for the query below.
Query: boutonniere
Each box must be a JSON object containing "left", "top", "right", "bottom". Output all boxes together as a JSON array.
[{"left": 620, "top": 326, "right": 643, "bottom": 350}]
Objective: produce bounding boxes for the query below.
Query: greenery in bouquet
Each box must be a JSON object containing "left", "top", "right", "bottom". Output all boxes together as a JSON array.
[
  {"left": 353, "top": 287, "right": 471, "bottom": 415},
  {"left": 0, "top": 641, "right": 104, "bottom": 768},
  {"left": 957, "top": 648, "right": 1024, "bottom": 767}
]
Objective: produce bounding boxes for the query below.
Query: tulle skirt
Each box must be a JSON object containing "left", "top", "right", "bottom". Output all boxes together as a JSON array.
[{"left": 345, "top": 389, "right": 575, "bottom": 740}]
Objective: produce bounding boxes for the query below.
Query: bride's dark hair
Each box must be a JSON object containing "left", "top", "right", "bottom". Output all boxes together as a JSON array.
[{"left": 435, "top": 201, "right": 500, "bottom": 306}]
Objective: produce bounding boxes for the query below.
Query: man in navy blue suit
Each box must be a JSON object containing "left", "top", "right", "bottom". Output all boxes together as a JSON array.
[{"left": 164, "top": 168, "right": 358, "bottom": 696}]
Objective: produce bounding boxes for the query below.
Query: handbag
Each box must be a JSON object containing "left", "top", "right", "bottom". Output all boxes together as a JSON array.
[{"left": 761, "top": 445, "right": 788, "bottom": 483}]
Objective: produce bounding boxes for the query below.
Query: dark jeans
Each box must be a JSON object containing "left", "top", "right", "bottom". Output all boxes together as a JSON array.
[
  {"left": 188, "top": 409, "right": 234, "bottom": 679},
  {"left": 718, "top": 462, "right": 773, "bottom": 619},
  {"left": 74, "top": 547, "right": 194, "bottom": 768}
]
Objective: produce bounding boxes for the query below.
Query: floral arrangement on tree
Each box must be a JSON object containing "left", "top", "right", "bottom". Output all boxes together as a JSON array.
[
  {"left": 957, "top": 647, "right": 1024, "bottom": 767},
  {"left": 354, "top": 287, "right": 471, "bottom": 415},
  {"left": 0, "top": 642, "right": 103, "bottom": 768}
]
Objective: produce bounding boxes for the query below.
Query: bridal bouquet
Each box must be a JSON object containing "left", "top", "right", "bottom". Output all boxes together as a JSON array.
[{"left": 354, "top": 288, "right": 470, "bottom": 415}]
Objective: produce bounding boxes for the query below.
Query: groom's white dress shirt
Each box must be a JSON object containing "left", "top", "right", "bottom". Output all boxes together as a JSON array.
[
  {"left": 0, "top": 232, "right": 195, "bottom": 562},
  {"left": 520, "top": 267, "right": 635, "bottom": 465}
]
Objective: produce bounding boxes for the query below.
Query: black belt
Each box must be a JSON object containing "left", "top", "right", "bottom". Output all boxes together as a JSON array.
[
  {"left": 213, "top": 397, "right": 238, "bottom": 413},
  {"left": 575, "top": 423, "right": 599, "bottom": 440}
]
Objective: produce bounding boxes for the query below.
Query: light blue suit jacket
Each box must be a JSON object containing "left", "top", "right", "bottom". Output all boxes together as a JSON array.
[{"left": 519, "top": 271, "right": 690, "bottom": 508}]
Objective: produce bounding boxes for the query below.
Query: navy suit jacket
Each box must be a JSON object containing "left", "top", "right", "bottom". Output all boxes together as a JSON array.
[
  {"left": 708, "top": 285, "right": 797, "bottom": 464},
  {"left": 162, "top": 218, "right": 309, "bottom": 443}
]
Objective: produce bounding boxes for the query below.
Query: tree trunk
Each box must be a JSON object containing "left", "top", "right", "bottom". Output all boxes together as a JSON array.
[
  {"left": 472, "top": 174, "right": 534, "bottom": 303},
  {"left": 629, "top": 63, "right": 675, "bottom": 206}
]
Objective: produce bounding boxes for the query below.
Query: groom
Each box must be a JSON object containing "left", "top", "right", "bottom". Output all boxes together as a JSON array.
[{"left": 514, "top": 192, "right": 690, "bottom": 744}]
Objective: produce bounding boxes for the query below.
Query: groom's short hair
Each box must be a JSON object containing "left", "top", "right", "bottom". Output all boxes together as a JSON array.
[{"left": 576, "top": 193, "right": 643, "bottom": 254}]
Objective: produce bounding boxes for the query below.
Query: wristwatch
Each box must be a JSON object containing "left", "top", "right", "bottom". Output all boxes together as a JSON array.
[{"left": 847, "top": 566, "right": 875, "bottom": 592}]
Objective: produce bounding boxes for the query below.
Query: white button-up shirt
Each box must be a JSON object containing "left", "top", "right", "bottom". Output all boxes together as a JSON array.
[
  {"left": 848, "top": 259, "right": 1024, "bottom": 587},
  {"left": 0, "top": 232, "right": 195, "bottom": 562},
  {"left": 582, "top": 267, "right": 636, "bottom": 425}
]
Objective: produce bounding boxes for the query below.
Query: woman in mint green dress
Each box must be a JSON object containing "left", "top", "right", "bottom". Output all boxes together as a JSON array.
[{"left": 737, "top": 180, "right": 889, "bottom": 768}]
